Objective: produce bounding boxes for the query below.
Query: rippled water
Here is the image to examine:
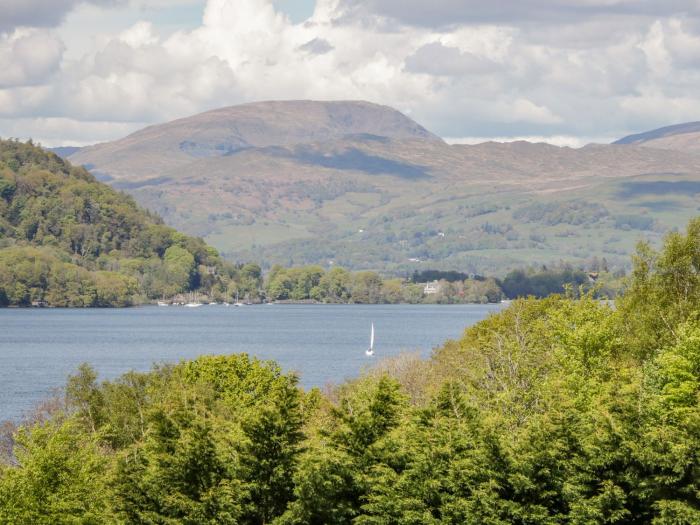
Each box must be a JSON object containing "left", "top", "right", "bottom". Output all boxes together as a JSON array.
[{"left": 0, "top": 303, "right": 502, "bottom": 421}]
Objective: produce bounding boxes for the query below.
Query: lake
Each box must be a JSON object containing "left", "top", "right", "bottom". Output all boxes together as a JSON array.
[{"left": 0, "top": 303, "right": 502, "bottom": 422}]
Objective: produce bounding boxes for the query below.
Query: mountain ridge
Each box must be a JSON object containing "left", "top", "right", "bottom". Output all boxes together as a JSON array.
[
  {"left": 71, "top": 100, "right": 442, "bottom": 180},
  {"left": 68, "top": 102, "right": 700, "bottom": 273},
  {"left": 613, "top": 121, "right": 700, "bottom": 155},
  {"left": 614, "top": 121, "right": 700, "bottom": 145}
]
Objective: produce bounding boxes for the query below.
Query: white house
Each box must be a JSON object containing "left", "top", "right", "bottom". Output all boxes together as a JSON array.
[{"left": 424, "top": 280, "right": 441, "bottom": 295}]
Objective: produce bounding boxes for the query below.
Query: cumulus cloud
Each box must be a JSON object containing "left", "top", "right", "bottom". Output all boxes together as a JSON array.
[
  {"left": 0, "top": 0, "right": 124, "bottom": 33},
  {"left": 0, "top": 29, "right": 64, "bottom": 88},
  {"left": 405, "top": 42, "right": 502, "bottom": 76},
  {"left": 4, "top": 0, "right": 700, "bottom": 145}
]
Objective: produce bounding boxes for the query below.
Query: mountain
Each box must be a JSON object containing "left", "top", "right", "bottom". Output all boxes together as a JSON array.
[
  {"left": 70, "top": 100, "right": 441, "bottom": 180},
  {"left": 49, "top": 146, "right": 83, "bottom": 158},
  {"left": 0, "top": 139, "right": 254, "bottom": 306},
  {"left": 614, "top": 121, "right": 700, "bottom": 154},
  {"left": 69, "top": 102, "right": 700, "bottom": 274}
]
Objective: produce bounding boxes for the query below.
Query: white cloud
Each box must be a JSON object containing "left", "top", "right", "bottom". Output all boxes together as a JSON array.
[
  {"left": 445, "top": 135, "right": 616, "bottom": 147},
  {"left": 0, "top": 117, "right": 144, "bottom": 146},
  {"left": 3, "top": 0, "right": 700, "bottom": 145},
  {"left": 0, "top": 29, "right": 64, "bottom": 88},
  {"left": 510, "top": 98, "right": 563, "bottom": 124},
  {"left": 405, "top": 42, "right": 503, "bottom": 76},
  {"left": 297, "top": 37, "right": 334, "bottom": 55},
  {"left": 119, "top": 21, "right": 159, "bottom": 47}
]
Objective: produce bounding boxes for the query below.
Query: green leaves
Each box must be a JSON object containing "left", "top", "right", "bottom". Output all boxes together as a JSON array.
[
  {"left": 4, "top": 217, "right": 700, "bottom": 523},
  {"left": 112, "top": 411, "right": 244, "bottom": 524},
  {"left": 163, "top": 245, "right": 197, "bottom": 294},
  {"left": 0, "top": 419, "right": 112, "bottom": 524},
  {"left": 0, "top": 139, "right": 241, "bottom": 306}
]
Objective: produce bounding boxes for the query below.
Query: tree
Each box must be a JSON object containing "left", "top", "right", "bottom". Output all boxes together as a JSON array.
[
  {"left": 281, "top": 377, "right": 406, "bottom": 523},
  {"left": 619, "top": 218, "right": 700, "bottom": 356},
  {"left": 0, "top": 419, "right": 112, "bottom": 524},
  {"left": 240, "top": 377, "right": 305, "bottom": 524},
  {"left": 318, "top": 267, "right": 351, "bottom": 303},
  {"left": 66, "top": 363, "right": 105, "bottom": 434},
  {"left": 351, "top": 272, "right": 383, "bottom": 303},
  {"left": 112, "top": 410, "right": 244, "bottom": 524},
  {"left": 163, "top": 245, "right": 196, "bottom": 293},
  {"left": 0, "top": 139, "right": 236, "bottom": 306}
]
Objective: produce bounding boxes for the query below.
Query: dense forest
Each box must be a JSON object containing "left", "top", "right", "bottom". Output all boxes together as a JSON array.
[
  {"left": 1, "top": 219, "right": 698, "bottom": 523},
  {"left": 0, "top": 139, "right": 260, "bottom": 306}
]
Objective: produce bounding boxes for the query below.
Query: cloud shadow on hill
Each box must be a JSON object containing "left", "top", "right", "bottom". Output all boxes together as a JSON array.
[
  {"left": 292, "top": 147, "right": 431, "bottom": 179},
  {"left": 616, "top": 180, "right": 700, "bottom": 198}
]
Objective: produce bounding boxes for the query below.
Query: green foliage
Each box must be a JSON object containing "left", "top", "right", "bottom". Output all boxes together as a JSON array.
[
  {"left": 514, "top": 200, "right": 609, "bottom": 226},
  {"left": 0, "top": 139, "right": 248, "bottom": 306},
  {"left": 264, "top": 264, "right": 506, "bottom": 304},
  {"left": 163, "top": 245, "right": 197, "bottom": 293},
  {"left": 2, "top": 218, "right": 700, "bottom": 523},
  {"left": 280, "top": 376, "right": 407, "bottom": 524},
  {"left": 619, "top": 217, "right": 700, "bottom": 354},
  {"left": 500, "top": 266, "right": 591, "bottom": 299},
  {"left": 0, "top": 246, "right": 138, "bottom": 306},
  {"left": 0, "top": 419, "right": 112, "bottom": 524},
  {"left": 112, "top": 410, "right": 244, "bottom": 524}
]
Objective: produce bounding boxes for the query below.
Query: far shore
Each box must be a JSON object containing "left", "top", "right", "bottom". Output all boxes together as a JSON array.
[{"left": 1, "top": 300, "right": 506, "bottom": 309}]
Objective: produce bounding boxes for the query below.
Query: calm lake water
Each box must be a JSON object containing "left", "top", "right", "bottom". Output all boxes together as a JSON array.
[{"left": 0, "top": 304, "right": 502, "bottom": 422}]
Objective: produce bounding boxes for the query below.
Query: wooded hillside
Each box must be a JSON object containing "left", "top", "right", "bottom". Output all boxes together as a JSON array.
[{"left": 0, "top": 139, "right": 252, "bottom": 306}]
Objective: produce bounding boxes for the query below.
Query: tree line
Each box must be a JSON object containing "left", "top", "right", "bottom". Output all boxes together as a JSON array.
[
  {"left": 263, "top": 265, "right": 504, "bottom": 304},
  {"left": 261, "top": 264, "right": 623, "bottom": 305},
  {"left": 1, "top": 218, "right": 699, "bottom": 523}
]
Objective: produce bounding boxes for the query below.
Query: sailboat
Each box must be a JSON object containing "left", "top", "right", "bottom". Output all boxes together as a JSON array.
[
  {"left": 365, "top": 323, "right": 375, "bottom": 357},
  {"left": 233, "top": 291, "right": 245, "bottom": 307},
  {"left": 184, "top": 291, "right": 203, "bottom": 308}
]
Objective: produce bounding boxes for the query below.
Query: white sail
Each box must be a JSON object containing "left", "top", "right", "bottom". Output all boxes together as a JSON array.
[{"left": 366, "top": 323, "right": 375, "bottom": 356}]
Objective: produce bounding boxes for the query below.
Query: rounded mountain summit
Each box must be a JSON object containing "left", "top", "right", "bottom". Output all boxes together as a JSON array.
[{"left": 70, "top": 100, "right": 443, "bottom": 179}]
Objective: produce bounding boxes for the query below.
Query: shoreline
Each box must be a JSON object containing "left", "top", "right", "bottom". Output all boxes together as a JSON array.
[{"left": 1, "top": 300, "right": 506, "bottom": 309}]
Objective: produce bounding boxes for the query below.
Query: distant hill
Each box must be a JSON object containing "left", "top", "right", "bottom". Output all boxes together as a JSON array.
[
  {"left": 70, "top": 100, "right": 442, "bottom": 180},
  {"left": 49, "top": 146, "right": 83, "bottom": 158},
  {"left": 69, "top": 102, "right": 700, "bottom": 274},
  {"left": 0, "top": 139, "right": 250, "bottom": 306},
  {"left": 614, "top": 122, "right": 700, "bottom": 154}
]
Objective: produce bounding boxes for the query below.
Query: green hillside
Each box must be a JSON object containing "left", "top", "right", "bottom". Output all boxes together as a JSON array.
[
  {"left": 0, "top": 139, "right": 255, "bottom": 306},
  {"left": 229, "top": 170, "right": 700, "bottom": 275}
]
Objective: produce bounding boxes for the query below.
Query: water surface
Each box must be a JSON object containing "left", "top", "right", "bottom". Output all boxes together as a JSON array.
[{"left": 0, "top": 304, "right": 502, "bottom": 421}]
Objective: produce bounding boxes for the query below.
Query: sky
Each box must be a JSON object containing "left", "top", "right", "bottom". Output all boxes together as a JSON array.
[{"left": 1, "top": 0, "right": 700, "bottom": 147}]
